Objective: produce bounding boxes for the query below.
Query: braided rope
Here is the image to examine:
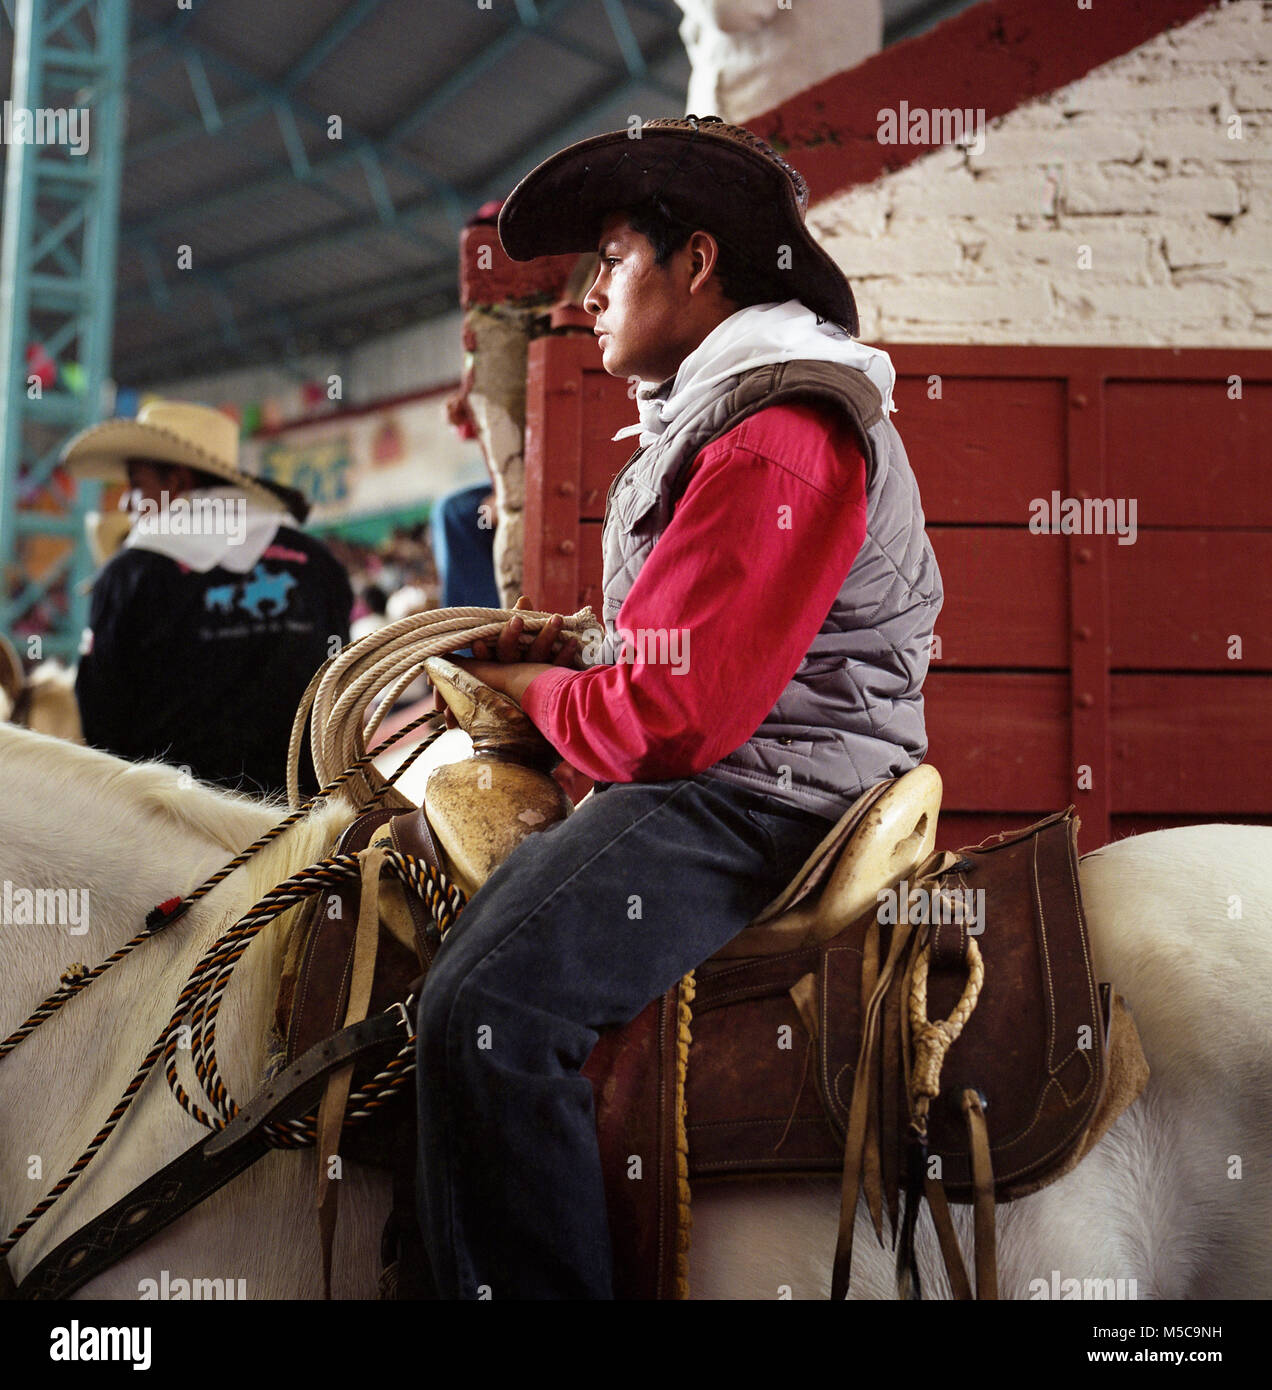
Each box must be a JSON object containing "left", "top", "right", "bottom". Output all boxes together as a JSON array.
[
  {"left": 169, "top": 851, "right": 465, "bottom": 1131},
  {"left": 907, "top": 935, "right": 985, "bottom": 1136}
]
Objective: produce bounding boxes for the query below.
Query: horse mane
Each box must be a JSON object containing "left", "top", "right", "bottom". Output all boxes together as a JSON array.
[{"left": 0, "top": 722, "right": 283, "bottom": 853}]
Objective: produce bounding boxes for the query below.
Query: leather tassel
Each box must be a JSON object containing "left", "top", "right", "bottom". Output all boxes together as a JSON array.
[
  {"left": 830, "top": 919, "right": 913, "bottom": 1300},
  {"left": 315, "top": 846, "right": 386, "bottom": 1298},
  {"left": 962, "top": 1088, "right": 998, "bottom": 1300},
  {"left": 894, "top": 1133, "right": 926, "bottom": 1300}
]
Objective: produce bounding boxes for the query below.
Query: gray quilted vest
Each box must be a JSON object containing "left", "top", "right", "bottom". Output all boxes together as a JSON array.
[{"left": 598, "top": 359, "right": 943, "bottom": 820}]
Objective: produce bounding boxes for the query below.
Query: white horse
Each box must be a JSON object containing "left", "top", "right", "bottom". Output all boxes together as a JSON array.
[{"left": 0, "top": 721, "right": 1269, "bottom": 1300}]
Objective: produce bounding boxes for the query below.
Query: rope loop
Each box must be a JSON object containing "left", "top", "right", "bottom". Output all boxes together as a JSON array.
[{"left": 907, "top": 935, "right": 984, "bottom": 1136}]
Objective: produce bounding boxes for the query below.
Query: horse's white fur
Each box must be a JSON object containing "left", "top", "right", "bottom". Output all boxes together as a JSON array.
[{"left": 1, "top": 722, "right": 1268, "bottom": 1299}]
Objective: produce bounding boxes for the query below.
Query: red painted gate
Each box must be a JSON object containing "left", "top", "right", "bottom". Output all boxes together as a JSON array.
[{"left": 524, "top": 337, "right": 1272, "bottom": 853}]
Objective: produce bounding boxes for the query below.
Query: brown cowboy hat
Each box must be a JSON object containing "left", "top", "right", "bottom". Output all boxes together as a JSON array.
[
  {"left": 498, "top": 115, "right": 858, "bottom": 335},
  {"left": 60, "top": 399, "right": 285, "bottom": 513}
]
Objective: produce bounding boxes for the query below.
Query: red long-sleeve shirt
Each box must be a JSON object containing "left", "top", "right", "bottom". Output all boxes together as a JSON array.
[{"left": 522, "top": 401, "right": 869, "bottom": 782}]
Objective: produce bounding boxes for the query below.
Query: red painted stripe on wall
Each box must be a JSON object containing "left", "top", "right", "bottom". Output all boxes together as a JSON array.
[{"left": 747, "top": 0, "right": 1220, "bottom": 204}]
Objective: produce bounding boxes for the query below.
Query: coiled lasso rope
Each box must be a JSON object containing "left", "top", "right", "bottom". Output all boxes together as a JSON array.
[{"left": 285, "top": 604, "right": 603, "bottom": 810}]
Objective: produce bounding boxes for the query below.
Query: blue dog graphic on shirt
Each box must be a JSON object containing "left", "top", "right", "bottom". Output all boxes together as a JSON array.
[{"left": 202, "top": 564, "right": 297, "bottom": 620}]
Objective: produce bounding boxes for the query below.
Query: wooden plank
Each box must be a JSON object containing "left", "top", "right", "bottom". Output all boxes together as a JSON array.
[
  {"left": 524, "top": 337, "right": 585, "bottom": 614},
  {"left": 886, "top": 345, "right": 1272, "bottom": 386},
  {"left": 523, "top": 341, "right": 1272, "bottom": 838},
  {"left": 928, "top": 527, "right": 1066, "bottom": 668},
  {"left": 1066, "top": 372, "right": 1113, "bottom": 853},
  {"left": 892, "top": 375, "right": 1067, "bottom": 523},
  {"left": 923, "top": 673, "right": 1071, "bottom": 812},
  {"left": 1105, "top": 380, "right": 1272, "bottom": 527},
  {"left": 1111, "top": 675, "right": 1272, "bottom": 813},
  {"left": 582, "top": 353, "right": 640, "bottom": 519},
  {"left": 1110, "top": 532, "right": 1272, "bottom": 671}
]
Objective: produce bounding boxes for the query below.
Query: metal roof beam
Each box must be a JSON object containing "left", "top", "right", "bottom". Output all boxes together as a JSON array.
[
  {"left": 355, "top": 145, "right": 395, "bottom": 224},
  {"left": 526, "top": 11, "right": 682, "bottom": 103},
  {"left": 126, "top": 94, "right": 432, "bottom": 264},
  {"left": 125, "top": 24, "right": 462, "bottom": 212},
  {"left": 125, "top": 85, "right": 443, "bottom": 271},
  {"left": 113, "top": 29, "right": 687, "bottom": 341},
  {"left": 600, "top": 0, "right": 645, "bottom": 78},
  {"left": 124, "top": 1, "right": 684, "bottom": 246},
  {"left": 384, "top": 0, "right": 573, "bottom": 148},
  {"left": 130, "top": 0, "right": 209, "bottom": 69},
  {"left": 133, "top": 236, "right": 171, "bottom": 310},
  {"left": 126, "top": 83, "right": 269, "bottom": 162},
  {"left": 279, "top": 0, "right": 389, "bottom": 92},
  {"left": 182, "top": 49, "right": 222, "bottom": 133},
  {"left": 207, "top": 272, "right": 241, "bottom": 353},
  {"left": 117, "top": 198, "right": 453, "bottom": 318},
  {"left": 113, "top": 19, "right": 690, "bottom": 378},
  {"left": 273, "top": 98, "right": 310, "bottom": 179},
  {"left": 128, "top": 3, "right": 392, "bottom": 164}
]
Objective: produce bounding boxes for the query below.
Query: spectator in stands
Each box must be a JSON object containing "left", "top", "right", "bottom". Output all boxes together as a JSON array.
[
  {"left": 63, "top": 399, "right": 352, "bottom": 799},
  {"left": 351, "top": 582, "right": 391, "bottom": 641}
]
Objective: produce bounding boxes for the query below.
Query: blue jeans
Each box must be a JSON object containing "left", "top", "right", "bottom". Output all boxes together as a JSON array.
[{"left": 414, "top": 773, "right": 836, "bottom": 1299}]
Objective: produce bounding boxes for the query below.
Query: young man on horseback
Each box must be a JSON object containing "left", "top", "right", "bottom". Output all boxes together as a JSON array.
[{"left": 416, "top": 116, "right": 942, "bottom": 1298}]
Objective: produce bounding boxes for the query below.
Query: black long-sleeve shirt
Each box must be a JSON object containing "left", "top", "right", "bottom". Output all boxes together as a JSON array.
[{"left": 76, "top": 528, "right": 352, "bottom": 799}]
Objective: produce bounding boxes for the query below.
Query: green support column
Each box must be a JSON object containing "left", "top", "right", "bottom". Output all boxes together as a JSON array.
[{"left": 0, "top": 0, "right": 128, "bottom": 662}]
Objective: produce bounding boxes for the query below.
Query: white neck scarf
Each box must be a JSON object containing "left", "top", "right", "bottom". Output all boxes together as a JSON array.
[
  {"left": 613, "top": 299, "right": 897, "bottom": 450},
  {"left": 123, "top": 486, "right": 287, "bottom": 574}
]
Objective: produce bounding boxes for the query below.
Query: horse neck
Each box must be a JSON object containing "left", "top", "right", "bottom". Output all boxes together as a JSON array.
[{"left": 0, "top": 730, "right": 356, "bottom": 1266}]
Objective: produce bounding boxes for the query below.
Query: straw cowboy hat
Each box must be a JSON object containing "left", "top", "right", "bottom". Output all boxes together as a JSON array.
[
  {"left": 60, "top": 399, "right": 285, "bottom": 512},
  {"left": 498, "top": 114, "right": 858, "bottom": 335}
]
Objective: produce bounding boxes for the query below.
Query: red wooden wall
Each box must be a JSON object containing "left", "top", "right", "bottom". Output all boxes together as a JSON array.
[{"left": 524, "top": 337, "right": 1272, "bottom": 853}]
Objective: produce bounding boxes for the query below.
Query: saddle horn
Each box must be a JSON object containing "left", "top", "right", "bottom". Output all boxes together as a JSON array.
[{"left": 421, "top": 657, "right": 573, "bottom": 897}]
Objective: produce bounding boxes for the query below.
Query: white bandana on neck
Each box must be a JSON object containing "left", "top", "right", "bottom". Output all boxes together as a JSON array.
[
  {"left": 613, "top": 300, "right": 897, "bottom": 450},
  {"left": 123, "top": 486, "right": 287, "bottom": 574}
]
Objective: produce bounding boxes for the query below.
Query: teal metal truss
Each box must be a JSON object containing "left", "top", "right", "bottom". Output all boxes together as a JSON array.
[{"left": 0, "top": 0, "right": 128, "bottom": 662}]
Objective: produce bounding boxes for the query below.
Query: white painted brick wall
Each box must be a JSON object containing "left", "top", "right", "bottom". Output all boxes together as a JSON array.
[{"left": 812, "top": 0, "right": 1272, "bottom": 345}]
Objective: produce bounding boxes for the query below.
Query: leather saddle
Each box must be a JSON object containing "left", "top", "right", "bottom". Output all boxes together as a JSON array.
[{"left": 272, "top": 659, "right": 1148, "bottom": 1300}]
